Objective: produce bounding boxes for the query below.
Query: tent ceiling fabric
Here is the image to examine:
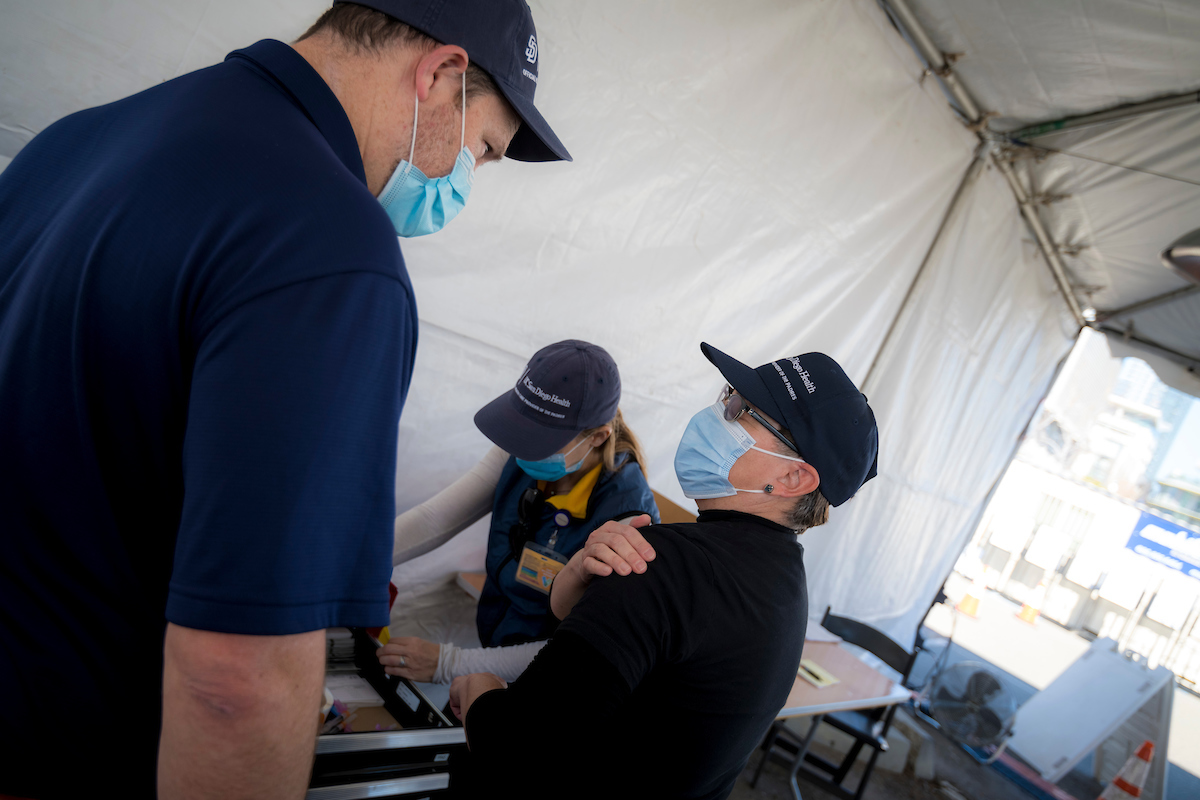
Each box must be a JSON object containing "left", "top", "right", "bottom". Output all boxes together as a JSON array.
[
  {"left": 1009, "top": 106, "right": 1200, "bottom": 381},
  {"left": 906, "top": 0, "right": 1200, "bottom": 130},
  {"left": 903, "top": 0, "right": 1200, "bottom": 379}
]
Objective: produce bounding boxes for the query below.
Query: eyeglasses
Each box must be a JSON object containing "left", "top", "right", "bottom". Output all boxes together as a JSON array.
[
  {"left": 508, "top": 485, "right": 545, "bottom": 557},
  {"left": 718, "top": 384, "right": 801, "bottom": 456}
]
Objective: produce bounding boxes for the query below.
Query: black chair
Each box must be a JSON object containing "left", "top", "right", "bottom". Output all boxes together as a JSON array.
[{"left": 750, "top": 607, "right": 917, "bottom": 800}]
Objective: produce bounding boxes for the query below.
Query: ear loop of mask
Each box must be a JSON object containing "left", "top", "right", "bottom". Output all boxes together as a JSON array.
[
  {"left": 399, "top": 70, "right": 468, "bottom": 185},
  {"left": 734, "top": 433, "right": 806, "bottom": 495},
  {"left": 397, "top": 83, "right": 419, "bottom": 188},
  {"left": 561, "top": 433, "right": 594, "bottom": 468}
]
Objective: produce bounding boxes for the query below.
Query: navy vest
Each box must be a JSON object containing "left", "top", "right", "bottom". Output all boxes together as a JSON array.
[{"left": 476, "top": 454, "right": 659, "bottom": 646}]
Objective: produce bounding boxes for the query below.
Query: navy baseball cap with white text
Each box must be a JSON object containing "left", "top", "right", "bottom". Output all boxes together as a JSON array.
[
  {"left": 700, "top": 342, "right": 878, "bottom": 506},
  {"left": 475, "top": 340, "right": 621, "bottom": 460},
  {"left": 334, "top": 0, "right": 571, "bottom": 162}
]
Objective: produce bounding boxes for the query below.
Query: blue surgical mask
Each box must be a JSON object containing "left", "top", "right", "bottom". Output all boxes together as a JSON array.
[
  {"left": 378, "top": 72, "right": 475, "bottom": 237},
  {"left": 516, "top": 436, "right": 594, "bottom": 482},
  {"left": 674, "top": 402, "right": 806, "bottom": 499}
]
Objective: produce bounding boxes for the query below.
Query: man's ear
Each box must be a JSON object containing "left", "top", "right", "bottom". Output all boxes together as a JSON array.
[
  {"left": 772, "top": 462, "right": 820, "bottom": 499},
  {"left": 413, "top": 44, "right": 469, "bottom": 102}
]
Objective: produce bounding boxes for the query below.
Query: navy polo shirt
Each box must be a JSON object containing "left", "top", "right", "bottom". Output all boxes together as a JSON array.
[{"left": 0, "top": 40, "right": 415, "bottom": 796}]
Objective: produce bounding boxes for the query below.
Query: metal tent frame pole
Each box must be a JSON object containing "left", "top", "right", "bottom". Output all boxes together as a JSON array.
[
  {"left": 879, "top": 0, "right": 1086, "bottom": 329},
  {"left": 1095, "top": 323, "right": 1200, "bottom": 373},
  {"left": 992, "top": 157, "right": 1087, "bottom": 325},
  {"left": 1008, "top": 91, "right": 1200, "bottom": 141},
  {"left": 881, "top": 0, "right": 981, "bottom": 123},
  {"left": 1096, "top": 284, "right": 1200, "bottom": 323}
]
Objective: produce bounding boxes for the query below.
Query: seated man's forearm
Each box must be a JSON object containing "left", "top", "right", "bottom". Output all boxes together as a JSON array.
[
  {"left": 158, "top": 624, "right": 325, "bottom": 800},
  {"left": 549, "top": 553, "right": 589, "bottom": 620},
  {"left": 463, "top": 632, "right": 629, "bottom": 764}
]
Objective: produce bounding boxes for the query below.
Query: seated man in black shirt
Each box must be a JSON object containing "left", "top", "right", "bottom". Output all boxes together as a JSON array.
[{"left": 449, "top": 342, "right": 879, "bottom": 799}]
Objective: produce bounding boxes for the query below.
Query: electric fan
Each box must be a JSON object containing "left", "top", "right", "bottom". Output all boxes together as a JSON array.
[{"left": 927, "top": 661, "right": 1018, "bottom": 756}]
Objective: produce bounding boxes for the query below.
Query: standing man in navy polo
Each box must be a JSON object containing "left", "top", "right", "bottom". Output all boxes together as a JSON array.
[{"left": 0, "top": 2, "right": 569, "bottom": 798}]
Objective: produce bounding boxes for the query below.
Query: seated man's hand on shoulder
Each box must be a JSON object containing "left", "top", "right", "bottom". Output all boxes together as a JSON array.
[
  {"left": 549, "top": 515, "right": 657, "bottom": 620},
  {"left": 377, "top": 637, "right": 440, "bottom": 682}
]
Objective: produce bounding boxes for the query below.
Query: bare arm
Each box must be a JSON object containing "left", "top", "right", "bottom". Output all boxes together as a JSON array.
[
  {"left": 158, "top": 623, "right": 326, "bottom": 800},
  {"left": 548, "top": 515, "right": 655, "bottom": 620}
]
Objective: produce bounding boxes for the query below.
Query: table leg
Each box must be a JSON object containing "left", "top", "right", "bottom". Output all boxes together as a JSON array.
[{"left": 788, "top": 713, "right": 823, "bottom": 800}]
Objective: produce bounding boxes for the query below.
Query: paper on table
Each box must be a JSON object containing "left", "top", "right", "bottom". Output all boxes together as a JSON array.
[
  {"left": 797, "top": 658, "right": 840, "bottom": 688},
  {"left": 325, "top": 674, "right": 385, "bottom": 710}
]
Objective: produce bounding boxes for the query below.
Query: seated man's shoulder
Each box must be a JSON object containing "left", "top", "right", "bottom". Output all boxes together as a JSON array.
[
  {"left": 633, "top": 523, "right": 720, "bottom": 583},
  {"left": 641, "top": 522, "right": 705, "bottom": 556}
]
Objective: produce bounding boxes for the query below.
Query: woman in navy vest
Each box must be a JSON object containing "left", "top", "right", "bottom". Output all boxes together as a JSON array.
[{"left": 378, "top": 340, "right": 660, "bottom": 683}]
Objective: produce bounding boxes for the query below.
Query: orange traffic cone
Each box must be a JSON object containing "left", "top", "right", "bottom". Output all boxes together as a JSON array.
[
  {"left": 956, "top": 579, "right": 982, "bottom": 618},
  {"left": 1017, "top": 581, "right": 1045, "bottom": 625},
  {"left": 1097, "top": 741, "right": 1153, "bottom": 799}
]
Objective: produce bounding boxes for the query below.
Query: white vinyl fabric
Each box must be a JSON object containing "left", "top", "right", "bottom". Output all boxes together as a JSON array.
[
  {"left": 906, "top": 0, "right": 1200, "bottom": 131},
  {"left": 0, "top": 1, "right": 329, "bottom": 159},
  {"left": 1008, "top": 108, "right": 1200, "bottom": 383},
  {"left": 802, "top": 163, "right": 1075, "bottom": 640},
  {"left": 904, "top": 0, "right": 1200, "bottom": 383},
  {"left": 2, "top": 0, "right": 1079, "bottom": 645}
]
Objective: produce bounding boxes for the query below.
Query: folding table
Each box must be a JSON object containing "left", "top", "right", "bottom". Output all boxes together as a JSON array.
[{"left": 771, "top": 640, "right": 912, "bottom": 800}]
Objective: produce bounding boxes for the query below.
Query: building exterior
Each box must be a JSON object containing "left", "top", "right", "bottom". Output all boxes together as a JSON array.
[
  {"left": 957, "top": 460, "right": 1200, "bottom": 689},
  {"left": 955, "top": 331, "right": 1200, "bottom": 688}
]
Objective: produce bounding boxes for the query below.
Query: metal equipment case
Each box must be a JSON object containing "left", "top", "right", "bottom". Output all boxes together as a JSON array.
[{"left": 309, "top": 628, "right": 468, "bottom": 799}]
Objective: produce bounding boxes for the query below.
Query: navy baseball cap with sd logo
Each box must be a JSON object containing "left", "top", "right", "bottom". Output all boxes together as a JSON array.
[
  {"left": 335, "top": 0, "right": 571, "bottom": 162},
  {"left": 700, "top": 342, "right": 879, "bottom": 507}
]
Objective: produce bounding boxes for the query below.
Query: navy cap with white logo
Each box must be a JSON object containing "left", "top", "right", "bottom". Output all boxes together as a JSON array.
[
  {"left": 335, "top": 0, "right": 571, "bottom": 162},
  {"left": 700, "top": 342, "right": 879, "bottom": 507},
  {"left": 475, "top": 340, "right": 621, "bottom": 460}
]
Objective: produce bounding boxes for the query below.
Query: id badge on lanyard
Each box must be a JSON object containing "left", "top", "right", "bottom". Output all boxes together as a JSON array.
[{"left": 514, "top": 509, "right": 571, "bottom": 594}]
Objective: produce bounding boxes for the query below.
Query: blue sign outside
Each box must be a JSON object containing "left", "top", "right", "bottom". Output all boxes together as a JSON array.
[{"left": 1124, "top": 511, "right": 1200, "bottom": 581}]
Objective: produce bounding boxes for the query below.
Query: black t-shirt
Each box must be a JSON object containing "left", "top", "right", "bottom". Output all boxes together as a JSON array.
[{"left": 465, "top": 509, "right": 808, "bottom": 799}]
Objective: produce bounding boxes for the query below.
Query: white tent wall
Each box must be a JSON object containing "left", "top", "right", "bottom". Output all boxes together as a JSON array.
[
  {"left": 1, "top": 1, "right": 1077, "bottom": 646},
  {"left": 389, "top": 0, "right": 982, "bottom": 574},
  {"left": 396, "top": 0, "right": 977, "bottom": 514},
  {"left": 390, "top": 0, "right": 1074, "bottom": 644},
  {"left": 800, "top": 162, "right": 1076, "bottom": 643},
  {"left": 0, "top": 1, "right": 330, "bottom": 161}
]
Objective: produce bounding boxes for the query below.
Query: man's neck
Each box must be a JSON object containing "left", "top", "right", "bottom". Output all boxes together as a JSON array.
[
  {"left": 695, "top": 496, "right": 793, "bottom": 529},
  {"left": 291, "top": 35, "right": 413, "bottom": 196}
]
